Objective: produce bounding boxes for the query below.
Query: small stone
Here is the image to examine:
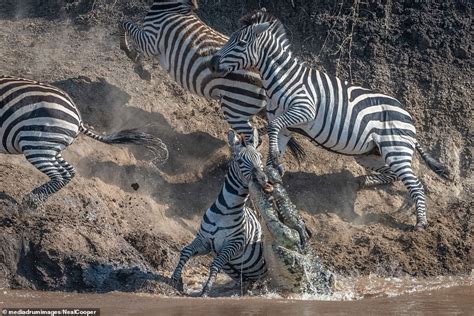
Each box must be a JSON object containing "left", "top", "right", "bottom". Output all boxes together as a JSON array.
[{"left": 131, "top": 183, "right": 140, "bottom": 191}]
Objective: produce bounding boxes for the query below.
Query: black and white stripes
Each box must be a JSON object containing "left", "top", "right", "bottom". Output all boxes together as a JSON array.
[
  {"left": 170, "top": 129, "right": 267, "bottom": 296},
  {"left": 1, "top": 76, "right": 167, "bottom": 207},
  {"left": 210, "top": 10, "right": 449, "bottom": 229},
  {"left": 119, "top": 0, "right": 269, "bottom": 141}
]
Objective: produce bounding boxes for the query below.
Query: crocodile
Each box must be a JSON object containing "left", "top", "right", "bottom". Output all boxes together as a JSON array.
[{"left": 249, "top": 170, "right": 334, "bottom": 295}]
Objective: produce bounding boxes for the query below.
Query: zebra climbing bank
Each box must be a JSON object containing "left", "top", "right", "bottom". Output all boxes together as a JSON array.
[
  {"left": 118, "top": 0, "right": 266, "bottom": 142},
  {"left": 118, "top": 0, "right": 304, "bottom": 160},
  {"left": 170, "top": 129, "right": 270, "bottom": 296},
  {"left": 209, "top": 10, "right": 450, "bottom": 230},
  {"left": 0, "top": 76, "right": 168, "bottom": 208}
]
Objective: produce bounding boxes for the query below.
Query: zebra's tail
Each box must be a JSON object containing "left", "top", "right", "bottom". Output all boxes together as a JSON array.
[
  {"left": 257, "top": 126, "right": 306, "bottom": 163},
  {"left": 79, "top": 123, "right": 169, "bottom": 164},
  {"left": 287, "top": 137, "right": 306, "bottom": 163},
  {"left": 415, "top": 141, "right": 450, "bottom": 180}
]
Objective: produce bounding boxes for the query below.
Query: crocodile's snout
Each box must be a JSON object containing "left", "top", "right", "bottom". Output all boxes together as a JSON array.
[
  {"left": 265, "top": 166, "right": 283, "bottom": 184},
  {"left": 253, "top": 168, "right": 273, "bottom": 193}
]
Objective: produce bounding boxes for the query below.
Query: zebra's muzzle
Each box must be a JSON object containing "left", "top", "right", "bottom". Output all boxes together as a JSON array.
[
  {"left": 209, "top": 55, "right": 230, "bottom": 76},
  {"left": 209, "top": 55, "right": 221, "bottom": 72}
]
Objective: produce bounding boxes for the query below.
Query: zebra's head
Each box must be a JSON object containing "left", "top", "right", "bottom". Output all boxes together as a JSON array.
[
  {"left": 210, "top": 10, "right": 286, "bottom": 76},
  {"left": 210, "top": 22, "right": 272, "bottom": 76},
  {"left": 228, "top": 129, "right": 271, "bottom": 190}
]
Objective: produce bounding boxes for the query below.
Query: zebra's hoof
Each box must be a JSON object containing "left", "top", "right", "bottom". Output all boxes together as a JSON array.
[
  {"left": 356, "top": 176, "right": 367, "bottom": 188},
  {"left": 20, "top": 194, "right": 41, "bottom": 211},
  {"left": 414, "top": 222, "right": 427, "bottom": 231},
  {"left": 134, "top": 64, "right": 151, "bottom": 81},
  {"left": 169, "top": 277, "right": 184, "bottom": 292}
]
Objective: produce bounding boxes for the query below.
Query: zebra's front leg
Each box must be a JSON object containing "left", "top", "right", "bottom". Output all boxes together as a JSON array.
[
  {"left": 267, "top": 104, "right": 315, "bottom": 175},
  {"left": 119, "top": 20, "right": 141, "bottom": 63},
  {"left": 265, "top": 130, "right": 292, "bottom": 176},
  {"left": 118, "top": 20, "right": 152, "bottom": 81},
  {"left": 170, "top": 237, "right": 210, "bottom": 293},
  {"left": 200, "top": 242, "right": 243, "bottom": 297}
]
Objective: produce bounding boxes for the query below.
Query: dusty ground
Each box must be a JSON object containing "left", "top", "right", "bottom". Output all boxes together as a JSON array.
[{"left": 0, "top": 0, "right": 472, "bottom": 294}]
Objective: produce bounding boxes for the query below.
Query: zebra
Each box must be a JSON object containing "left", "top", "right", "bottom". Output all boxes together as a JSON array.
[
  {"left": 209, "top": 10, "right": 450, "bottom": 230},
  {"left": 118, "top": 0, "right": 305, "bottom": 160},
  {"left": 0, "top": 76, "right": 168, "bottom": 207},
  {"left": 170, "top": 128, "right": 269, "bottom": 297}
]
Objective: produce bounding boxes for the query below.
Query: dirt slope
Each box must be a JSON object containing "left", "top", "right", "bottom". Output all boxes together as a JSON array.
[{"left": 0, "top": 0, "right": 471, "bottom": 294}]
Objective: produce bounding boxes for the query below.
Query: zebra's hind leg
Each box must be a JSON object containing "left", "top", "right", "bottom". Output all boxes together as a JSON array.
[
  {"left": 383, "top": 151, "right": 427, "bottom": 230},
  {"left": 201, "top": 242, "right": 243, "bottom": 297},
  {"left": 170, "top": 237, "right": 210, "bottom": 293},
  {"left": 355, "top": 155, "right": 398, "bottom": 187},
  {"left": 56, "top": 153, "right": 76, "bottom": 179},
  {"left": 21, "top": 151, "right": 74, "bottom": 209}
]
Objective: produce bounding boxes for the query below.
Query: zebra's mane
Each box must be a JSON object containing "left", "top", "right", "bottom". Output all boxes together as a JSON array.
[{"left": 239, "top": 9, "right": 288, "bottom": 43}]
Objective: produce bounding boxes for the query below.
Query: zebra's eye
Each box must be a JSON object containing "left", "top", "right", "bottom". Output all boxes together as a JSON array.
[{"left": 238, "top": 40, "right": 248, "bottom": 46}]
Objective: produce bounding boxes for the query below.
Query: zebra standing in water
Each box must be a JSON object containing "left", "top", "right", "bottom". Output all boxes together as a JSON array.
[
  {"left": 1, "top": 76, "right": 167, "bottom": 207},
  {"left": 170, "top": 129, "right": 269, "bottom": 297},
  {"left": 118, "top": 0, "right": 303, "bottom": 159},
  {"left": 209, "top": 10, "right": 450, "bottom": 230}
]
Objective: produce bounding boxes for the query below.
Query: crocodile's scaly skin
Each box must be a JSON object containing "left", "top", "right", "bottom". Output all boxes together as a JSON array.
[
  {"left": 249, "top": 177, "right": 334, "bottom": 294},
  {"left": 266, "top": 167, "right": 310, "bottom": 249}
]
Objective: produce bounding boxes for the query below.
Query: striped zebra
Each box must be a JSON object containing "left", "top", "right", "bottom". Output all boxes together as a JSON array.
[
  {"left": 170, "top": 129, "right": 268, "bottom": 297},
  {"left": 209, "top": 10, "right": 450, "bottom": 230},
  {"left": 118, "top": 0, "right": 304, "bottom": 159},
  {"left": 0, "top": 76, "right": 168, "bottom": 207}
]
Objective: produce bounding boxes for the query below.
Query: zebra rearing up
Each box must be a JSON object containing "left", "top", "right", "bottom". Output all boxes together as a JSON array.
[
  {"left": 1, "top": 76, "right": 168, "bottom": 208},
  {"left": 209, "top": 10, "right": 450, "bottom": 230},
  {"left": 170, "top": 129, "right": 269, "bottom": 297}
]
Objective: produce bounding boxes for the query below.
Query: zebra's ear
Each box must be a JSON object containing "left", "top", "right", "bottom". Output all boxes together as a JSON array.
[
  {"left": 250, "top": 128, "right": 259, "bottom": 148},
  {"left": 227, "top": 130, "right": 241, "bottom": 148},
  {"left": 190, "top": 0, "right": 199, "bottom": 10},
  {"left": 253, "top": 22, "right": 271, "bottom": 36}
]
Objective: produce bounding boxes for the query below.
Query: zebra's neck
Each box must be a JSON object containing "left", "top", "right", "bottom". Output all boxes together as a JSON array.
[
  {"left": 255, "top": 40, "right": 304, "bottom": 99},
  {"left": 208, "top": 161, "right": 248, "bottom": 217}
]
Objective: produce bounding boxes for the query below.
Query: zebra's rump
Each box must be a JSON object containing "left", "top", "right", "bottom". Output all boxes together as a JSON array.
[{"left": 1, "top": 76, "right": 80, "bottom": 154}]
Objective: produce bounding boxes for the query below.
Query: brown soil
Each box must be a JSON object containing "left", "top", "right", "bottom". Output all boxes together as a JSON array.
[{"left": 0, "top": 0, "right": 472, "bottom": 295}]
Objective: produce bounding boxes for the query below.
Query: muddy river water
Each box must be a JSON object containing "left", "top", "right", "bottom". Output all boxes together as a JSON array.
[{"left": 1, "top": 276, "right": 472, "bottom": 315}]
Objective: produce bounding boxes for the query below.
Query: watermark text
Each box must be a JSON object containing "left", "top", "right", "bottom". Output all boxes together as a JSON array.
[{"left": 2, "top": 308, "right": 100, "bottom": 316}]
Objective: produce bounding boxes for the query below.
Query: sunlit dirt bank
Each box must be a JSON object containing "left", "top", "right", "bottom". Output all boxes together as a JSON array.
[{"left": 0, "top": 0, "right": 472, "bottom": 298}]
